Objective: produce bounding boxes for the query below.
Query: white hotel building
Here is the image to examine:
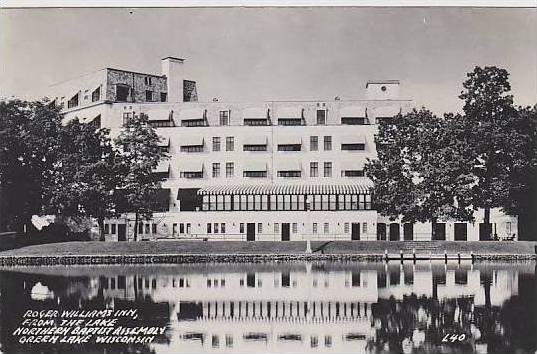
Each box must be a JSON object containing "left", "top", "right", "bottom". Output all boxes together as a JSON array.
[{"left": 50, "top": 57, "right": 517, "bottom": 242}]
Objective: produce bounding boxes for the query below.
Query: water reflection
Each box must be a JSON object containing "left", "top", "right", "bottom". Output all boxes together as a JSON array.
[{"left": 0, "top": 262, "right": 535, "bottom": 354}]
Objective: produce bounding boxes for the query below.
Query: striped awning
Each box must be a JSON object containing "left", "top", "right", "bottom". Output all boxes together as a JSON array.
[
  {"left": 197, "top": 182, "right": 373, "bottom": 196},
  {"left": 341, "top": 134, "right": 366, "bottom": 144},
  {"left": 243, "top": 160, "right": 267, "bottom": 172},
  {"left": 276, "top": 135, "right": 302, "bottom": 146},
  {"left": 179, "top": 161, "right": 204, "bottom": 173},
  {"left": 340, "top": 105, "right": 367, "bottom": 118},
  {"left": 243, "top": 135, "right": 268, "bottom": 145},
  {"left": 180, "top": 135, "right": 204, "bottom": 146},
  {"left": 243, "top": 107, "right": 269, "bottom": 119}
]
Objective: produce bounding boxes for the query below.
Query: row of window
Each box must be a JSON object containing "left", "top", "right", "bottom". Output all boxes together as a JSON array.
[
  {"left": 201, "top": 194, "right": 372, "bottom": 211},
  {"left": 209, "top": 162, "right": 361, "bottom": 178},
  {"left": 103, "top": 222, "right": 157, "bottom": 235}
]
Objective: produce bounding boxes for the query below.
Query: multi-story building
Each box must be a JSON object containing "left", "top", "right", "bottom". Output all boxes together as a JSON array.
[{"left": 50, "top": 57, "right": 517, "bottom": 242}]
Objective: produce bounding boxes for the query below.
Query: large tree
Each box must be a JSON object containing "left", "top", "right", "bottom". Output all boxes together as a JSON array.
[
  {"left": 459, "top": 66, "right": 527, "bottom": 240},
  {"left": 366, "top": 108, "right": 474, "bottom": 239},
  {"left": 114, "top": 113, "right": 168, "bottom": 241},
  {"left": 0, "top": 99, "right": 61, "bottom": 232},
  {"left": 43, "top": 118, "right": 122, "bottom": 240}
]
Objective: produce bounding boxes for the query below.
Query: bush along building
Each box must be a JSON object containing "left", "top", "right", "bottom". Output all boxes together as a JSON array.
[{"left": 50, "top": 57, "right": 517, "bottom": 242}]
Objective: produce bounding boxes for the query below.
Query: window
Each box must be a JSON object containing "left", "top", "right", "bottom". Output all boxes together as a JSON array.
[
  {"left": 324, "top": 162, "right": 332, "bottom": 177},
  {"left": 180, "top": 145, "right": 204, "bottom": 153},
  {"left": 180, "top": 171, "right": 203, "bottom": 179},
  {"left": 310, "top": 162, "right": 318, "bottom": 177},
  {"left": 363, "top": 223, "right": 368, "bottom": 234},
  {"left": 213, "top": 137, "right": 221, "bottom": 151},
  {"left": 212, "top": 163, "right": 220, "bottom": 177},
  {"left": 144, "top": 77, "right": 152, "bottom": 85},
  {"left": 186, "top": 223, "right": 191, "bottom": 233},
  {"left": 152, "top": 224, "right": 157, "bottom": 234},
  {"left": 324, "top": 223, "right": 329, "bottom": 234},
  {"left": 160, "top": 92, "right": 167, "bottom": 102},
  {"left": 278, "top": 118, "right": 303, "bottom": 126},
  {"left": 226, "top": 162, "right": 234, "bottom": 177},
  {"left": 341, "top": 143, "right": 365, "bottom": 151},
  {"left": 342, "top": 170, "right": 365, "bottom": 177},
  {"left": 341, "top": 117, "right": 366, "bottom": 125},
  {"left": 274, "top": 223, "right": 280, "bottom": 234},
  {"left": 122, "top": 113, "right": 132, "bottom": 126},
  {"left": 104, "top": 224, "right": 110, "bottom": 234},
  {"left": 207, "top": 223, "right": 212, "bottom": 234},
  {"left": 226, "top": 137, "right": 234, "bottom": 151},
  {"left": 243, "top": 171, "right": 267, "bottom": 178},
  {"left": 243, "top": 144, "right": 267, "bottom": 151},
  {"left": 111, "top": 224, "right": 116, "bottom": 234},
  {"left": 244, "top": 118, "right": 269, "bottom": 126},
  {"left": 292, "top": 223, "right": 297, "bottom": 233},
  {"left": 91, "top": 87, "right": 100, "bottom": 102},
  {"left": 181, "top": 119, "right": 206, "bottom": 127},
  {"left": 258, "top": 223, "right": 263, "bottom": 233},
  {"left": 344, "top": 223, "right": 349, "bottom": 233},
  {"left": 240, "top": 223, "right": 245, "bottom": 233},
  {"left": 278, "top": 171, "right": 301, "bottom": 178},
  {"left": 116, "top": 85, "right": 130, "bottom": 102},
  {"left": 67, "top": 93, "right": 79, "bottom": 108},
  {"left": 214, "top": 223, "right": 219, "bottom": 233},
  {"left": 278, "top": 144, "right": 301, "bottom": 152},
  {"left": 313, "top": 223, "right": 318, "bottom": 234},
  {"left": 145, "top": 224, "right": 150, "bottom": 234},
  {"left": 220, "top": 110, "right": 230, "bottom": 125},
  {"left": 221, "top": 223, "right": 226, "bottom": 233},
  {"left": 145, "top": 90, "right": 153, "bottom": 101},
  {"left": 324, "top": 136, "right": 332, "bottom": 151},
  {"left": 316, "top": 110, "right": 326, "bottom": 125},
  {"left": 310, "top": 136, "right": 318, "bottom": 151}
]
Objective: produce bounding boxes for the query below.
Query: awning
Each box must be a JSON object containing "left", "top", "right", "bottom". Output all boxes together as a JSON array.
[
  {"left": 243, "top": 160, "right": 267, "bottom": 172},
  {"left": 179, "top": 108, "right": 206, "bottom": 120},
  {"left": 153, "top": 161, "right": 170, "bottom": 173},
  {"left": 179, "top": 161, "right": 204, "bottom": 173},
  {"left": 243, "top": 107, "right": 269, "bottom": 119},
  {"left": 341, "top": 134, "right": 366, "bottom": 144},
  {"left": 371, "top": 106, "right": 400, "bottom": 118},
  {"left": 157, "top": 136, "right": 170, "bottom": 147},
  {"left": 340, "top": 105, "right": 367, "bottom": 118},
  {"left": 243, "top": 135, "right": 268, "bottom": 145},
  {"left": 341, "top": 160, "right": 366, "bottom": 170},
  {"left": 277, "top": 106, "right": 303, "bottom": 119},
  {"left": 179, "top": 135, "right": 204, "bottom": 146},
  {"left": 276, "top": 135, "right": 302, "bottom": 146},
  {"left": 197, "top": 182, "right": 373, "bottom": 195},
  {"left": 147, "top": 109, "right": 171, "bottom": 121},
  {"left": 276, "top": 160, "right": 301, "bottom": 172}
]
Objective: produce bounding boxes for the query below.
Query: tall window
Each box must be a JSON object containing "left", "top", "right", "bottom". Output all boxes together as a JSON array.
[
  {"left": 91, "top": 87, "right": 100, "bottom": 102},
  {"left": 160, "top": 92, "right": 167, "bottom": 102},
  {"left": 324, "top": 136, "right": 332, "bottom": 151},
  {"left": 226, "top": 136, "right": 234, "bottom": 151},
  {"left": 226, "top": 162, "right": 234, "bottom": 177},
  {"left": 316, "top": 110, "right": 326, "bottom": 125},
  {"left": 323, "top": 162, "right": 332, "bottom": 177},
  {"left": 213, "top": 137, "right": 221, "bottom": 151},
  {"left": 324, "top": 223, "right": 329, "bottom": 234},
  {"left": 212, "top": 163, "right": 220, "bottom": 178},
  {"left": 310, "top": 162, "right": 318, "bottom": 177},
  {"left": 310, "top": 136, "right": 318, "bottom": 151},
  {"left": 145, "top": 90, "right": 153, "bottom": 101},
  {"left": 313, "top": 223, "right": 318, "bottom": 234},
  {"left": 220, "top": 110, "right": 230, "bottom": 125}
]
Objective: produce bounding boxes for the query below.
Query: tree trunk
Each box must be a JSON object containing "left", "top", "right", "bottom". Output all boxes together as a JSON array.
[
  {"left": 98, "top": 218, "right": 105, "bottom": 241},
  {"left": 134, "top": 212, "right": 139, "bottom": 242},
  {"left": 431, "top": 217, "right": 437, "bottom": 240},
  {"left": 484, "top": 207, "right": 491, "bottom": 240}
]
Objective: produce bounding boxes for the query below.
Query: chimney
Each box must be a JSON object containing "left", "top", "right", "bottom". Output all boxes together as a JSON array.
[{"left": 161, "top": 57, "right": 185, "bottom": 102}]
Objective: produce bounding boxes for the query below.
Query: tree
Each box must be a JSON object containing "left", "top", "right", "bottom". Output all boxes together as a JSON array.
[
  {"left": 365, "top": 108, "right": 474, "bottom": 239},
  {"left": 114, "top": 113, "right": 168, "bottom": 241},
  {"left": 459, "top": 66, "right": 526, "bottom": 240},
  {"left": 0, "top": 99, "right": 61, "bottom": 232},
  {"left": 43, "top": 118, "right": 122, "bottom": 240}
]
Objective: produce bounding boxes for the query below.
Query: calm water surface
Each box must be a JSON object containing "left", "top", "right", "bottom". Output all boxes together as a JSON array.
[{"left": 0, "top": 261, "right": 535, "bottom": 354}]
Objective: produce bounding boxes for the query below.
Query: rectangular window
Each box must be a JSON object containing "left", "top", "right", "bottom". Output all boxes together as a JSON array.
[
  {"left": 67, "top": 93, "right": 79, "bottom": 108},
  {"left": 179, "top": 223, "right": 184, "bottom": 234},
  {"left": 240, "top": 195, "right": 247, "bottom": 211},
  {"left": 152, "top": 224, "right": 157, "bottom": 234},
  {"left": 213, "top": 137, "right": 221, "bottom": 151},
  {"left": 221, "top": 223, "right": 226, "bottom": 233},
  {"left": 104, "top": 224, "right": 110, "bottom": 234},
  {"left": 341, "top": 143, "right": 365, "bottom": 151},
  {"left": 243, "top": 171, "right": 267, "bottom": 178},
  {"left": 316, "top": 110, "right": 326, "bottom": 125},
  {"left": 207, "top": 223, "right": 212, "bottom": 234},
  {"left": 186, "top": 223, "right": 191, "bottom": 233},
  {"left": 344, "top": 223, "right": 349, "bottom": 233},
  {"left": 342, "top": 170, "right": 365, "bottom": 177},
  {"left": 324, "top": 136, "right": 332, "bottom": 151},
  {"left": 160, "top": 92, "right": 167, "bottom": 102},
  {"left": 324, "top": 223, "right": 329, "bottom": 234},
  {"left": 310, "top": 162, "right": 318, "bottom": 177},
  {"left": 292, "top": 223, "right": 297, "bottom": 234},
  {"left": 111, "top": 224, "right": 116, "bottom": 234},
  {"left": 224, "top": 195, "right": 231, "bottom": 210},
  {"left": 313, "top": 223, "right": 318, "bottom": 234},
  {"left": 341, "top": 117, "right": 366, "bottom": 125},
  {"left": 274, "top": 223, "right": 280, "bottom": 234},
  {"left": 324, "top": 162, "right": 332, "bottom": 177},
  {"left": 180, "top": 145, "right": 204, "bottom": 153},
  {"left": 145, "top": 90, "right": 153, "bottom": 101},
  {"left": 226, "top": 136, "right": 234, "bottom": 151},
  {"left": 244, "top": 118, "right": 269, "bottom": 126},
  {"left": 138, "top": 222, "right": 143, "bottom": 235},
  {"left": 212, "top": 163, "right": 220, "bottom": 178},
  {"left": 243, "top": 144, "right": 267, "bottom": 151},
  {"left": 278, "top": 171, "right": 301, "bottom": 178},
  {"left": 277, "top": 144, "right": 301, "bottom": 152},
  {"left": 258, "top": 223, "right": 263, "bottom": 233},
  {"left": 363, "top": 222, "right": 368, "bottom": 234},
  {"left": 310, "top": 136, "right": 318, "bottom": 151},
  {"left": 144, "top": 77, "right": 152, "bottom": 85},
  {"left": 145, "top": 224, "right": 150, "bottom": 234},
  {"left": 226, "top": 162, "right": 234, "bottom": 177},
  {"left": 240, "top": 223, "right": 245, "bottom": 233},
  {"left": 116, "top": 85, "right": 130, "bottom": 102},
  {"left": 214, "top": 223, "right": 219, "bottom": 233},
  {"left": 219, "top": 110, "right": 230, "bottom": 126},
  {"left": 278, "top": 118, "right": 303, "bottom": 126},
  {"left": 91, "top": 87, "right": 101, "bottom": 102}
]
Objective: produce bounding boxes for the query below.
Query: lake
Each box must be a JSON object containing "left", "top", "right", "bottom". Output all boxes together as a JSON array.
[{"left": 0, "top": 261, "right": 535, "bottom": 354}]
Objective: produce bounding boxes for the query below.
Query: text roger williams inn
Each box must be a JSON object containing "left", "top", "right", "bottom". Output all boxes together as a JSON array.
[{"left": 50, "top": 56, "right": 517, "bottom": 242}]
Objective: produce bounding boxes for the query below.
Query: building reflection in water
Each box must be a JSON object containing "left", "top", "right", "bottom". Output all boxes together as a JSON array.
[{"left": 0, "top": 262, "right": 534, "bottom": 354}]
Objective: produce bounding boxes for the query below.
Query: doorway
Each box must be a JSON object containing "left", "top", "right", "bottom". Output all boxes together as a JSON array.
[
  {"left": 454, "top": 223, "right": 467, "bottom": 241},
  {"left": 351, "top": 223, "right": 360, "bottom": 240},
  {"left": 247, "top": 223, "right": 256, "bottom": 241},
  {"left": 281, "top": 223, "right": 290, "bottom": 241},
  {"left": 434, "top": 223, "right": 446, "bottom": 240},
  {"left": 403, "top": 223, "right": 414, "bottom": 241},
  {"left": 118, "top": 224, "right": 126, "bottom": 241},
  {"left": 389, "top": 223, "right": 400, "bottom": 241},
  {"left": 377, "top": 223, "right": 387, "bottom": 240}
]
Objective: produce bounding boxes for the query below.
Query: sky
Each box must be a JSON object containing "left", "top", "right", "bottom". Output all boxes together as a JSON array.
[{"left": 0, "top": 7, "right": 535, "bottom": 114}]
